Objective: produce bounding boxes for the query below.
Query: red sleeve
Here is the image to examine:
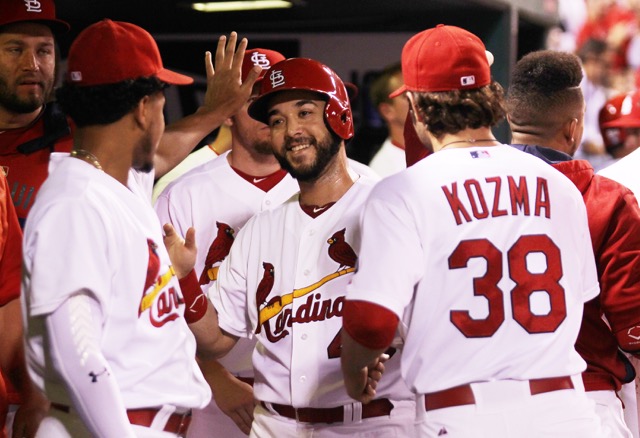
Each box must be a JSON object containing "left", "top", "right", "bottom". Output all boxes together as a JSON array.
[
  {"left": 585, "top": 178, "right": 640, "bottom": 336},
  {"left": 0, "top": 175, "right": 22, "bottom": 306},
  {"left": 342, "top": 300, "right": 398, "bottom": 350},
  {"left": 179, "top": 269, "right": 208, "bottom": 324},
  {"left": 404, "top": 112, "right": 431, "bottom": 167}
]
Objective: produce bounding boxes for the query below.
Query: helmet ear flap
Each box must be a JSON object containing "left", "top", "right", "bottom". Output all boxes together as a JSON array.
[{"left": 325, "top": 102, "right": 354, "bottom": 140}]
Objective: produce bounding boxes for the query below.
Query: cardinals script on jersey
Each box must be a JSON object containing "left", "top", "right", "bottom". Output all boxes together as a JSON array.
[{"left": 443, "top": 176, "right": 551, "bottom": 225}]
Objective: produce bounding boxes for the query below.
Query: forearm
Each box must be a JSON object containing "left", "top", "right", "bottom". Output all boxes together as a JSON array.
[
  {"left": 341, "top": 330, "right": 386, "bottom": 382},
  {"left": 45, "top": 293, "right": 135, "bottom": 437},
  {"left": 0, "top": 299, "right": 24, "bottom": 381},
  {"left": 189, "top": 302, "right": 239, "bottom": 360}
]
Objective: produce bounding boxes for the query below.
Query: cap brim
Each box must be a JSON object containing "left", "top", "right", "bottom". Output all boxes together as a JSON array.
[
  {"left": 603, "top": 116, "right": 640, "bottom": 129},
  {"left": 389, "top": 84, "right": 408, "bottom": 98},
  {"left": 156, "top": 68, "right": 193, "bottom": 86},
  {"left": 0, "top": 18, "right": 70, "bottom": 34}
]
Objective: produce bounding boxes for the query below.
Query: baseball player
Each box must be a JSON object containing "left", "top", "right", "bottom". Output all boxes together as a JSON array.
[
  {"left": 598, "top": 93, "right": 640, "bottom": 438},
  {"left": 199, "top": 57, "right": 416, "bottom": 437},
  {"left": 0, "top": 170, "right": 47, "bottom": 438},
  {"left": 341, "top": 24, "right": 603, "bottom": 438},
  {"left": 599, "top": 90, "right": 640, "bottom": 196},
  {"left": 367, "top": 62, "right": 409, "bottom": 177},
  {"left": 507, "top": 49, "right": 640, "bottom": 438},
  {"left": 21, "top": 19, "right": 261, "bottom": 437},
  {"left": 155, "top": 48, "right": 299, "bottom": 437}
]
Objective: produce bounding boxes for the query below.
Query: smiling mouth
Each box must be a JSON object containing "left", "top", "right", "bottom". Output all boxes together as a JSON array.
[{"left": 289, "top": 144, "right": 311, "bottom": 152}]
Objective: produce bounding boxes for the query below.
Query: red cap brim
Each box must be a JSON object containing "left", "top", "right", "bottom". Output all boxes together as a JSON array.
[
  {"left": 156, "top": 68, "right": 193, "bottom": 86},
  {"left": 603, "top": 116, "right": 640, "bottom": 129},
  {"left": 389, "top": 84, "right": 408, "bottom": 99}
]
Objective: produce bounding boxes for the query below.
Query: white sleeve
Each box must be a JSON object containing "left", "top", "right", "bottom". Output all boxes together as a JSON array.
[
  {"left": 347, "top": 183, "right": 424, "bottom": 318},
  {"left": 45, "top": 292, "right": 135, "bottom": 437}
]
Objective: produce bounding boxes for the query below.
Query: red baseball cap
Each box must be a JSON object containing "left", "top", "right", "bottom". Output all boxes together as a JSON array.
[
  {"left": 242, "top": 48, "right": 285, "bottom": 82},
  {"left": 67, "top": 19, "right": 193, "bottom": 87},
  {"left": 602, "top": 90, "right": 640, "bottom": 129},
  {"left": 390, "top": 24, "right": 491, "bottom": 97},
  {"left": 0, "top": 0, "right": 70, "bottom": 33}
]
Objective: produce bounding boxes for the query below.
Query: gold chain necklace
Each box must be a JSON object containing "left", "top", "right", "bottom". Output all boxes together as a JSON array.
[
  {"left": 441, "top": 138, "right": 499, "bottom": 149},
  {"left": 71, "top": 149, "right": 103, "bottom": 171}
]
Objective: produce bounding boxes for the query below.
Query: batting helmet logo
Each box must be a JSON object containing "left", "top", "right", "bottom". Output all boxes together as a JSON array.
[{"left": 269, "top": 69, "right": 286, "bottom": 88}]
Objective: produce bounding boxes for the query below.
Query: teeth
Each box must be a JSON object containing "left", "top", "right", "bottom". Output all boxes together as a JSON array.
[{"left": 291, "top": 144, "right": 309, "bottom": 152}]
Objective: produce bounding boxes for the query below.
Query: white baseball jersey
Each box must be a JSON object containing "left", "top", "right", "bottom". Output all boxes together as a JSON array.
[
  {"left": 598, "top": 148, "right": 640, "bottom": 198},
  {"left": 22, "top": 156, "right": 210, "bottom": 409},
  {"left": 347, "top": 145, "right": 599, "bottom": 394},
  {"left": 210, "top": 175, "right": 414, "bottom": 408},
  {"left": 155, "top": 150, "right": 299, "bottom": 378},
  {"left": 368, "top": 137, "right": 406, "bottom": 178}
]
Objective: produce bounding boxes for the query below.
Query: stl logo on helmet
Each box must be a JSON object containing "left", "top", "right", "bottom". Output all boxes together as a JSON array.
[
  {"left": 270, "top": 69, "right": 286, "bottom": 88},
  {"left": 251, "top": 52, "right": 272, "bottom": 70}
]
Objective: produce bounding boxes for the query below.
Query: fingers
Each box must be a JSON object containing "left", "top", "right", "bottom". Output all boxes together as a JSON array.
[
  {"left": 163, "top": 222, "right": 177, "bottom": 238},
  {"left": 204, "top": 51, "right": 214, "bottom": 79},
  {"left": 231, "top": 36, "right": 249, "bottom": 72},
  {"left": 215, "top": 34, "right": 227, "bottom": 67},
  {"left": 184, "top": 226, "right": 197, "bottom": 251},
  {"left": 229, "top": 406, "right": 253, "bottom": 435}
]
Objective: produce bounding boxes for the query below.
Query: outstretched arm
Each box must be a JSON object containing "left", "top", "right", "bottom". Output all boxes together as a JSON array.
[
  {"left": 163, "top": 224, "right": 238, "bottom": 359},
  {"left": 154, "top": 32, "right": 261, "bottom": 178}
]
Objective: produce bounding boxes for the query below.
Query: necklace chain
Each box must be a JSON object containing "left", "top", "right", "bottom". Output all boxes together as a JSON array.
[
  {"left": 71, "top": 149, "right": 103, "bottom": 171},
  {"left": 441, "top": 138, "right": 499, "bottom": 149}
]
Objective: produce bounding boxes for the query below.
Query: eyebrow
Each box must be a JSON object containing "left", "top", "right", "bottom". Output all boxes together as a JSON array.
[{"left": 268, "top": 99, "right": 320, "bottom": 118}]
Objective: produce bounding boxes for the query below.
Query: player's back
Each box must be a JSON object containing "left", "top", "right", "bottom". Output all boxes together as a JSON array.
[{"left": 358, "top": 145, "right": 598, "bottom": 394}]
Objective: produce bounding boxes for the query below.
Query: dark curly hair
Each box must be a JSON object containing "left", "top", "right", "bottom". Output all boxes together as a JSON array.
[
  {"left": 412, "top": 81, "right": 506, "bottom": 138},
  {"left": 506, "top": 50, "right": 583, "bottom": 131},
  {"left": 56, "top": 77, "right": 168, "bottom": 127}
]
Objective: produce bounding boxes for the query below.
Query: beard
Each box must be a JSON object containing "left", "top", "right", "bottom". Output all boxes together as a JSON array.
[
  {"left": 0, "top": 74, "right": 51, "bottom": 114},
  {"left": 253, "top": 139, "right": 274, "bottom": 156},
  {"left": 274, "top": 130, "right": 341, "bottom": 182}
]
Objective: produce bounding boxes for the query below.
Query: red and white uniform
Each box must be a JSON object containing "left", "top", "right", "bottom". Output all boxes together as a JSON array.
[
  {"left": 22, "top": 157, "right": 210, "bottom": 437},
  {"left": 211, "top": 175, "right": 416, "bottom": 437},
  {"left": 0, "top": 173, "right": 22, "bottom": 434},
  {"left": 347, "top": 145, "right": 603, "bottom": 437},
  {"left": 0, "top": 103, "right": 73, "bottom": 227},
  {"left": 154, "top": 150, "right": 298, "bottom": 437},
  {"left": 598, "top": 149, "right": 640, "bottom": 438}
]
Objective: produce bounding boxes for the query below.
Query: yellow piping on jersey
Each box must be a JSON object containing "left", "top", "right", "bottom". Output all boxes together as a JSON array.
[
  {"left": 139, "top": 266, "right": 176, "bottom": 314},
  {"left": 257, "top": 267, "right": 355, "bottom": 326}
]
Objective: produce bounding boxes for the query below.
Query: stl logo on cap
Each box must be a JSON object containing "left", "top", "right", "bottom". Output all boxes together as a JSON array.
[
  {"left": 251, "top": 51, "right": 273, "bottom": 70},
  {"left": 24, "top": 0, "right": 43, "bottom": 13},
  {"left": 270, "top": 69, "right": 286, "bottom": 88}
]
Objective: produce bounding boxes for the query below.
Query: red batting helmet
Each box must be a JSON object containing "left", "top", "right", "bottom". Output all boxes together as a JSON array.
[
  {"left": 248, "top": 58, "right": 354, "bottom": 140},
  {"left": 599, "top": 92, "right": 640, "bottom": 153}
]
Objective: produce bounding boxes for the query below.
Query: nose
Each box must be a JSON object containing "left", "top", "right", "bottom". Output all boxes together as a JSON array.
[
  {"left": 20, "top": 50, "right": 39, "bottom": 72},
  {"left": 286, "top": 117, "right": 303, "bottom": 137}
]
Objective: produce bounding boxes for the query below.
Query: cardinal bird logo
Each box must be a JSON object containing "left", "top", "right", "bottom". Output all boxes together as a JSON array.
[
  {"left": 327, "top": 228, "right": 357, "bottom": 270},
  {"left": 199, "top": 221, "right": 235, "bottom": 285},
  {"left": 143, "top": 239, "right": 160, "bottom": 293},
  {"left": 255, "top": 262, "right": 275, "bottom": 334}
]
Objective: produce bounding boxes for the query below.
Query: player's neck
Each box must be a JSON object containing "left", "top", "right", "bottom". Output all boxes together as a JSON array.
[
  {"left": 0, "top": 105, "right": 43, "bottom": 131},
  {"left": 434, "top": 127, "right": 499, "bottom": 152},
  {"left": 73, "top": 127, "right": 132, "bottom": 186},
  {"left": 298, "top": 148, "right": 354, "bottom": 207},
  {"left": 228, "top": 143, "right": 281, "bottom": 176}
]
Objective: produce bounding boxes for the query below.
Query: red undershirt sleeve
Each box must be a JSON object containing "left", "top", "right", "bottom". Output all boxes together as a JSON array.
[{"left": 343, "top": 300, "right": 399, "bottom": 350}]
